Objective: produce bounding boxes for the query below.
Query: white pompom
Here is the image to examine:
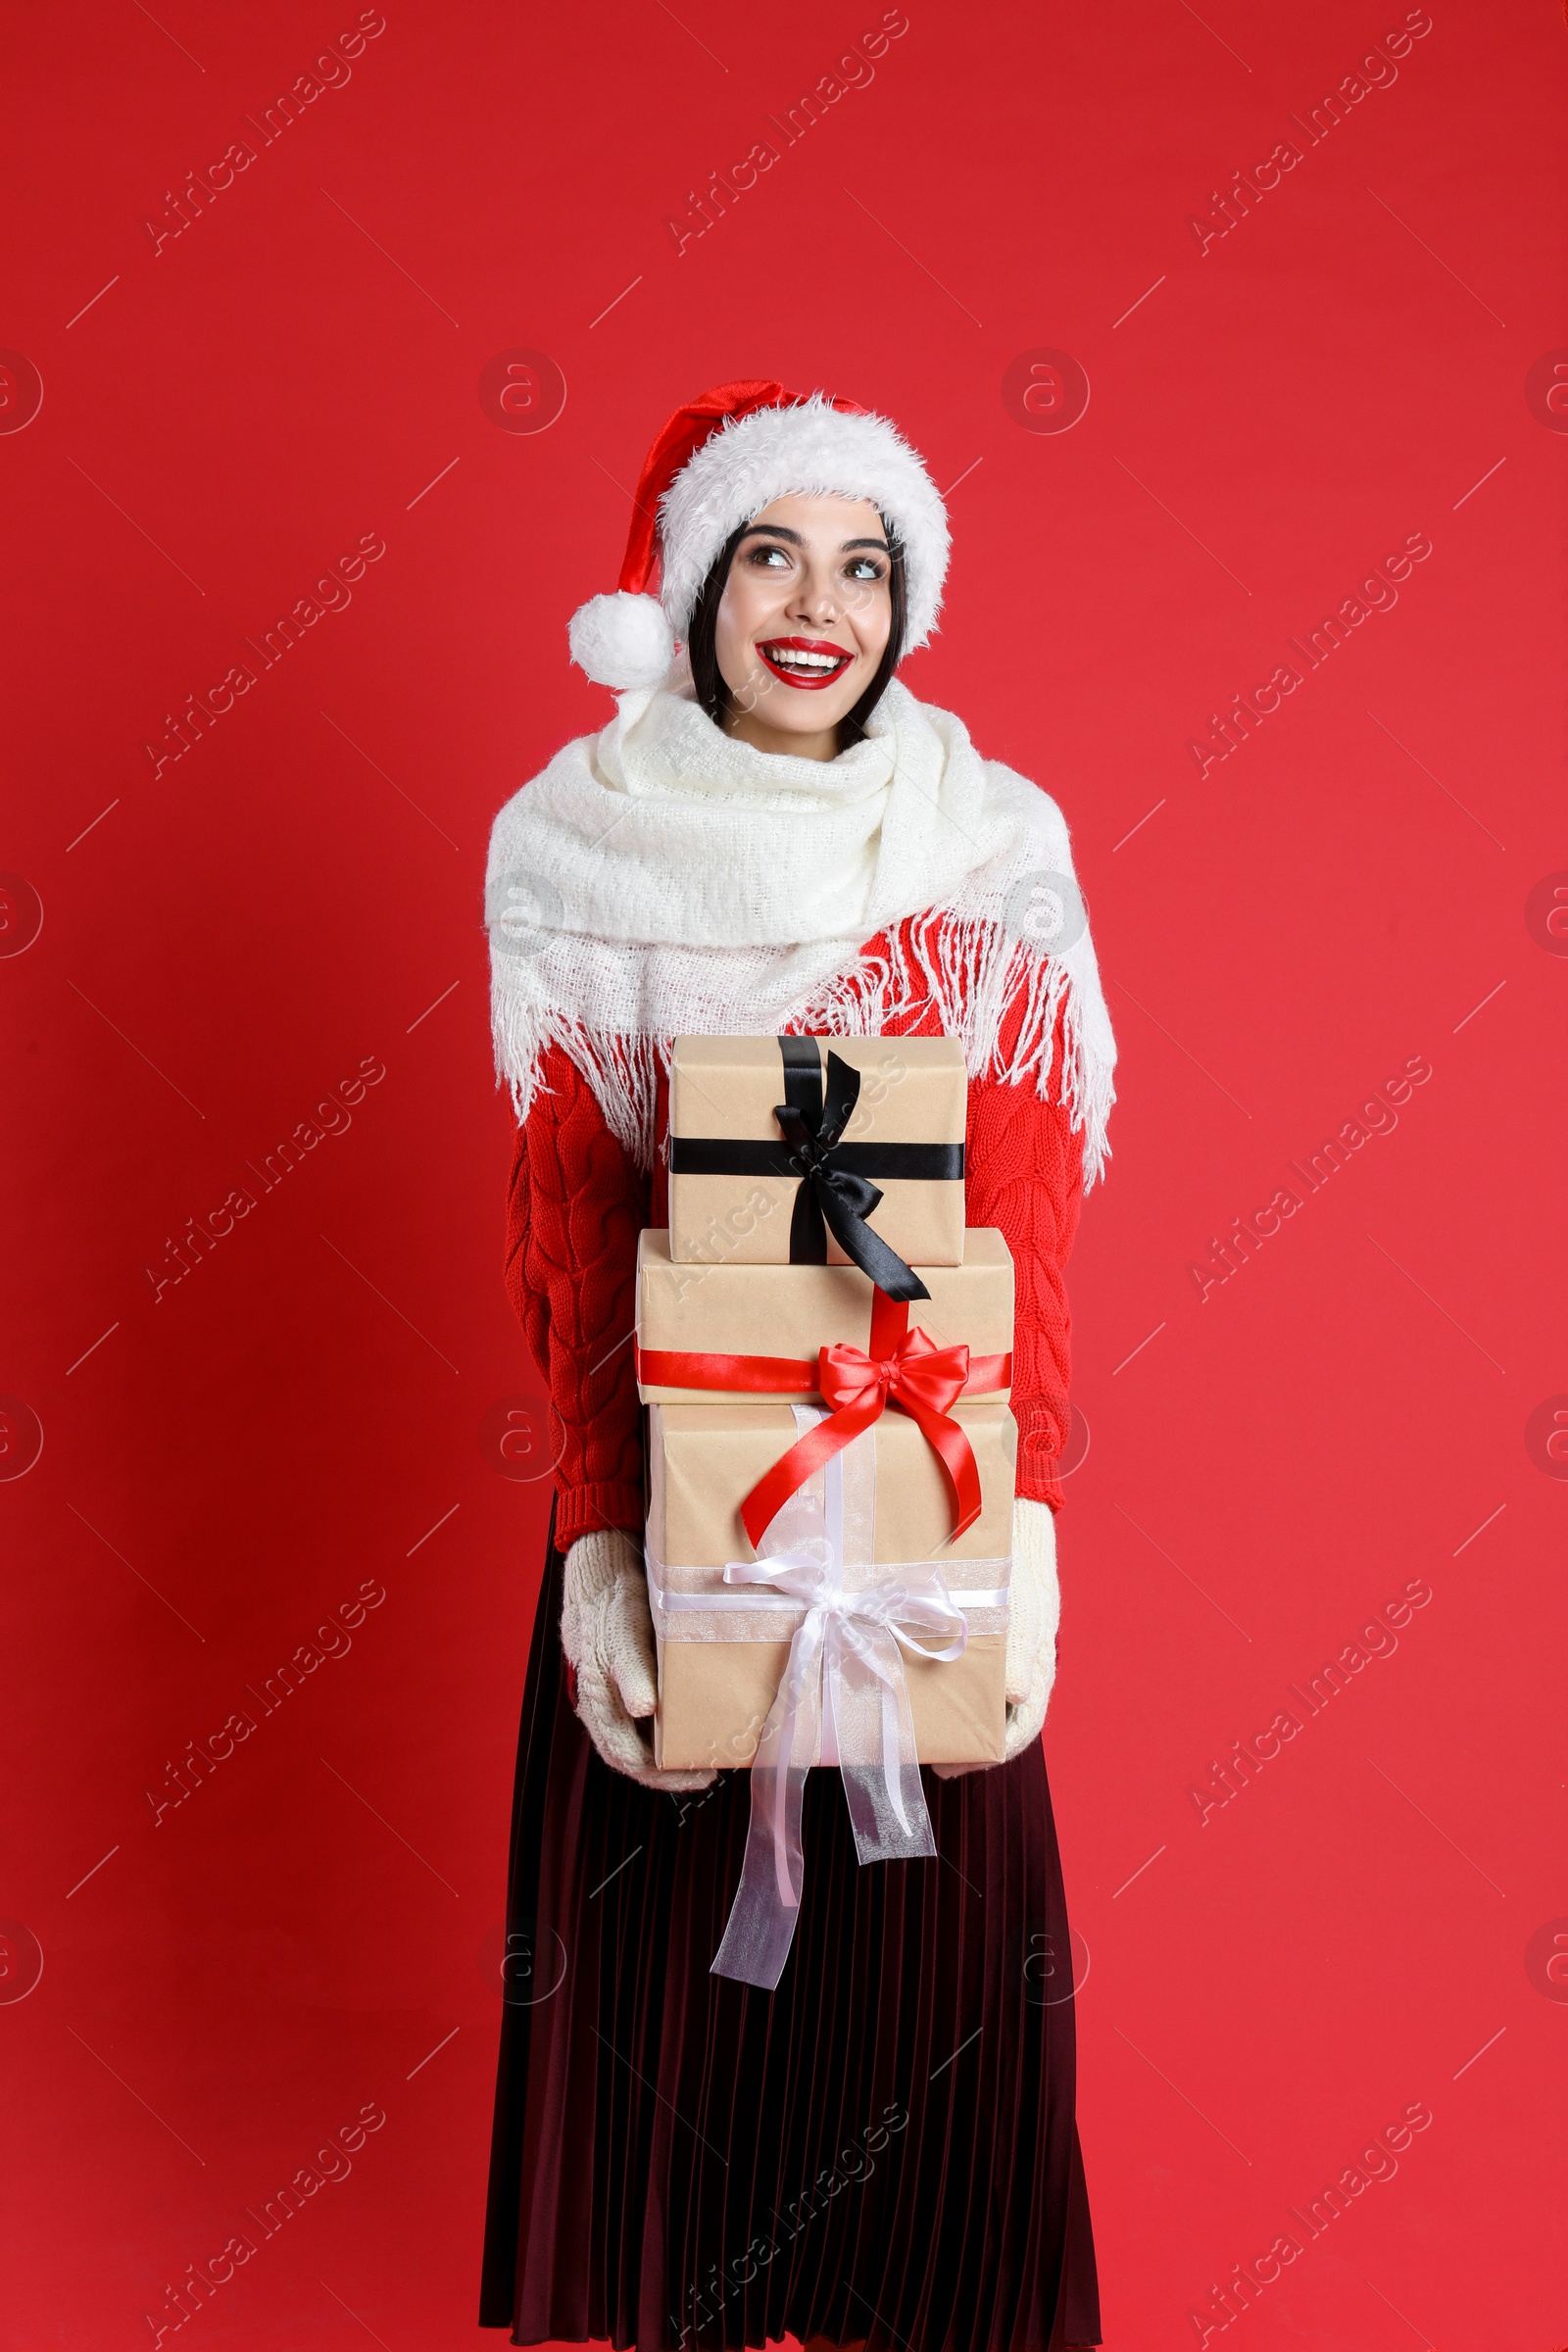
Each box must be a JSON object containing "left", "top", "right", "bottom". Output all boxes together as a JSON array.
[{"left": 566, "top": 591, "right": 675, "bottom": 691}]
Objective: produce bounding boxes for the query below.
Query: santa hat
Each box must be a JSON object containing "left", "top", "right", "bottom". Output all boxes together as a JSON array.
[{"left": 567, "top": 379, "right": 951, "bottom": 693}]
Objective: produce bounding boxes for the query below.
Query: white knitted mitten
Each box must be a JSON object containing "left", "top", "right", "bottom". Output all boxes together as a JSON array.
[
  {"left": 931, "top": 1496, "right": 1061, "bottom": 1777},
  {"left": 560, "top": 1530, "right": 716, "bottom": 1791},
  {"left": 1004, "top": 1495, "right": 1060, "bottom": 1757}
]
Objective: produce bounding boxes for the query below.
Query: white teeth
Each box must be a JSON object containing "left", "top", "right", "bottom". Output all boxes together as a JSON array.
[{"left": 767, "top": 645, "right": 844, "bottom": 670}]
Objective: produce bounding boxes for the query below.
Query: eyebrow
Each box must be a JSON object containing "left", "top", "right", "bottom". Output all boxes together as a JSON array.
[{"left": 736, "top": 524, "right": 891, "bottom": 553}]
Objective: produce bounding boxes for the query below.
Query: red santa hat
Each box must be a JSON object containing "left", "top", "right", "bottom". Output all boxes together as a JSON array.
[{"left": 567, "top": 379, "right": 952, "bottom": 692}]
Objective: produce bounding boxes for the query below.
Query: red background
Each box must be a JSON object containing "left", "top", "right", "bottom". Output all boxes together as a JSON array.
[{"left": 3, "top": 1, "right": 1564, "bottom": 2344}]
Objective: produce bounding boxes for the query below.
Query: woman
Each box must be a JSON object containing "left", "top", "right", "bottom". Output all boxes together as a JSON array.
[{"left": 480, "top": 382, "right": 1114, "bottom": 2352}]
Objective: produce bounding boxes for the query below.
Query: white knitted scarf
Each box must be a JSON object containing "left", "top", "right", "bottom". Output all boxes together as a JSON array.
[{"left": 486, "top": 677, "right": 1116, "bottom": 1180}]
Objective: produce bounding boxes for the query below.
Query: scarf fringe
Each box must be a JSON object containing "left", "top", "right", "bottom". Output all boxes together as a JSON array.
[{"left": 491, "top": 912, "right": 1113, "bottom": 1186}]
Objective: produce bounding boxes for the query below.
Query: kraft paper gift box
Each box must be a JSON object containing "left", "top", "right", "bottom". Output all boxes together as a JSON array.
[
  {"left": 635, "top": 1227, "right": 1014, "bottom": 1405},
  {"left": 645, "top": 1398, "right": 1015, "bottom": 1770},
  {"left": 667, "top": 1033, "right": 967, "bottom": 1273}
]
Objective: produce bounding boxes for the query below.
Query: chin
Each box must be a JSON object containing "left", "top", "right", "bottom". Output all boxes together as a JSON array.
[
  {"left": 737, "top": 660, "right": 867, "bottom": 735},
  {"left": 770, "top": 696, "right": 858, "bottom": 734}
]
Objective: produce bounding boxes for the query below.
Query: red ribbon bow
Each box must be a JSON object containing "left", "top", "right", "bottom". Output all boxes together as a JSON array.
[{"left": 740, "top": 1297, "right": 984, "bottom": 1550}]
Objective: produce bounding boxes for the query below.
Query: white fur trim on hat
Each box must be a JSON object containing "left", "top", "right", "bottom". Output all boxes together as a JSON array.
[
  {"left": 567, "top": 590, "right": 676, "bottom": 691},
  {"left": 657, "top": 394, "right": 951, "bottom": 655}
]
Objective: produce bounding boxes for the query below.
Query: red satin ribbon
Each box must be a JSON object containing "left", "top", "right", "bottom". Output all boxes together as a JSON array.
[
  {"left": 736, "top": 1293, "right": 989, "bottom": 1550},
  {"left": 637, "top": 1347, "right": 821, "bottom": 1393},
  {"left": 635, "top": 1305, "right": 1010, "bottom": 1405},
  {"left": 635, "top": 1346, "right": 1012, "bottom": 1396},
  {"left": 636, "top": 1298, "right": 1007, "bottom": 1547}
]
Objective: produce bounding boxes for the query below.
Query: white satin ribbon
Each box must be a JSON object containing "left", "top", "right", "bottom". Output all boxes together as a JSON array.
[{"left": 710, "top": 1425, "right": 973, "bottom": 1991}]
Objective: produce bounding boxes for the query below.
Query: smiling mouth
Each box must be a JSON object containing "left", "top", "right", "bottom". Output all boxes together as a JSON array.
[{"left": 756, "top": 637, "right": 855, "bottom": 690}]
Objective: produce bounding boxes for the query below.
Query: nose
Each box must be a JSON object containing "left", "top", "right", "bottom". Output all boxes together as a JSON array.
[{"left": 787, "top": 568, "right": 840, "bottom": 627}]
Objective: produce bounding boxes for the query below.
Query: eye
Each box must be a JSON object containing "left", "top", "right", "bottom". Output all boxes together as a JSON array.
[
  {"left": 846, "top": 557, "right": 887, "bottom": 582},
  {"left": 747, "top": 542, "right": 792, "bottom": 567}
]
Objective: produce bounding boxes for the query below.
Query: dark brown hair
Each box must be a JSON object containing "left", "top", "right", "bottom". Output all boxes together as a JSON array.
[{"left": 685, "top": 517, "right": 906, "bottom": 749}]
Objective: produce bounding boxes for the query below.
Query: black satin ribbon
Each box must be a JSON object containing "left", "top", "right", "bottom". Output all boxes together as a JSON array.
[
  {"left": 668, "top": 1037, "right": 956, "bottom": 1303},
  {"left": 666, "top": 1140, "right": 965, "bottom": 1181}
]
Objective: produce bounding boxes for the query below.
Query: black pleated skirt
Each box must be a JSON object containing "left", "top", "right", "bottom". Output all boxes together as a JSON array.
[{"left": 479, "top": 1526, "right": 1102, "bottom": 2351}]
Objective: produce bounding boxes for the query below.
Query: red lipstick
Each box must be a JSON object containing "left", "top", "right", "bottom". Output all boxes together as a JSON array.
[{"left": 756, "top": 636, "right": 855, "bottom": 690}]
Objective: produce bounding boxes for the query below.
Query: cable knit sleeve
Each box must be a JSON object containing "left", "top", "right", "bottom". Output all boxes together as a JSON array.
[
  {"left": 861, "top": 914, "right": 1088, "bottom": 1514},
  {"left": 963, "top": 988, "right": 1086, "bottom": 1505},
  {"left": 504, "top": 1048, "right": 648, "bottom": 1547},
  {"left": 965, "top": 1042, "right": 1084, "bottom": 1512}
]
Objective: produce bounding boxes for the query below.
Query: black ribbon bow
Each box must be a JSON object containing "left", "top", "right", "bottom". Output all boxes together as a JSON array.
[{"left": 772, "top": 1037, "right": 930, "bottom": 1302}]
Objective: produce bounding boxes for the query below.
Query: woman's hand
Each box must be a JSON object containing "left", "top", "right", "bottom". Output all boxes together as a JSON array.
[
  {"left": 1002, "top": 1495, "right": 1060, "bottom": 1754},
  {"left": 932, "top": 1496, "right": 1060, "bottom": 1777},
  {"left": 560, "top": 1530, "right": 717, "bottom": 1790}
]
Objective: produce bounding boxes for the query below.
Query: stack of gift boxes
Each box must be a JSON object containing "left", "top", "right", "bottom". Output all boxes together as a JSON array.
[{"left": 636, "top": 1033, "right": 1019, "bottom": 1781}]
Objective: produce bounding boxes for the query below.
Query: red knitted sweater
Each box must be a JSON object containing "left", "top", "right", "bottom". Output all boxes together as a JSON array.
[{"left": 504, "top": 916, "right": 1086, "bottom": 1551}]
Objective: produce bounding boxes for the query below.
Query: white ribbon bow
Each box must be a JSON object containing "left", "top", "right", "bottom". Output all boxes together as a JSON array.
[{"left": 710, "top": 1443, "right": 970, "bottom": 1991}]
